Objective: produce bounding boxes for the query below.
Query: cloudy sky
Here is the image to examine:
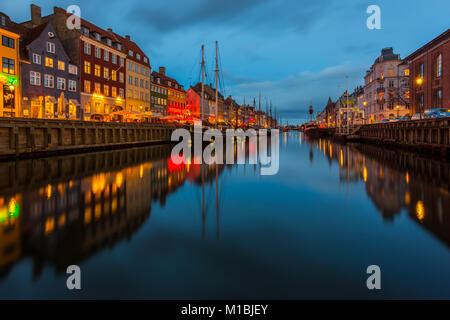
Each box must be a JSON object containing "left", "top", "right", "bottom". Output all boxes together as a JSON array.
[{"left": 2, "top": 0, "right": 449, "bottom": 123}]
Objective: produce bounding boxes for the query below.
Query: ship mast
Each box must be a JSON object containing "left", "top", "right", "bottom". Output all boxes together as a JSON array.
[
  {"left": 215, "top": 41, "right": 219, "bottom": 127},
  {"left": 201, "top": 44, "right": 205, "bottom": 122}
]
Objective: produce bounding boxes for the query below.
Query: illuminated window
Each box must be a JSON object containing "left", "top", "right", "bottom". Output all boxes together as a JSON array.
[
  {"left": 84, "top": 80, "right": 91, "bottom": 93},
  {"left": 94, "top": 64, "right": 101, "bottom": 77},
  {"left": 104, "top": 67, "right": 109, "bottom": 79},
  {"left": 112, "top": 87, "right": 117, "bottom": 97},
  {"left": 45, "top": 57, "right": 53, "bottom": 68},
  {"left": 388, "top": 69, "right": 394, "bottom": 77},
  {"left": 95, "top": 83, "right": 101, "bottom": 94},
  {"left": 404, "top": 69, "right": 410, "bottom": 76},
  {"left": 57, "top": 60, "right": 65, "bottom": 71},
  {"left": 405, "top": 90, "right": 410, "bottom": 99},
  {"left": 111, "top": 70, "right": 117, "bottom": 81},
  {"left": 104, "top": 85, "right": 109, "bottom": 96},
  {"left": 84, "top": 61, "right": 91, "bottom": 74},
  {"left": 380, "top": 72, "right": 384, "bottom": 80}
]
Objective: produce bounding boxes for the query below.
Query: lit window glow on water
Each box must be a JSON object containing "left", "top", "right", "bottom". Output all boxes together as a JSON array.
[{"left": 0, "top": 132, "right": 449, "bottom": 299}]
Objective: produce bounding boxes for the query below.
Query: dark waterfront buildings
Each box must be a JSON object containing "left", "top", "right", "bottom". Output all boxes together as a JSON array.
[{"left": 405, "top": 29, "right": 450, "bottom": 114}]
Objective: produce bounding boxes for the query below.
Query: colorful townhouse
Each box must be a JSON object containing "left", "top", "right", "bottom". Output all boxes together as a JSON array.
[
  {"left": 186, "top": 82, "right": 222, "bottom": 122},
  {"left": 115, "top": 33, "right": 151, "bottom": 121},
  {"left": 151, "top": 67, "right": 185, "bottom": 118},
  {"left": 150, "top": 71, "right": 168, "bottom": 117},
  {"left": 0, "top": 12, "right": 21, "bottom": 117},
  {"left": 20, "top": 22, "right": 79, "bottom": 119},
  {"left": 22, "top": 5, "right": 126, "bottom": 121}
]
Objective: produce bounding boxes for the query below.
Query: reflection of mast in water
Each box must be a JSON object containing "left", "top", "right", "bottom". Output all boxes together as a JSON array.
[{"left": 215, "top": 163, "right": 220, "bottom": 239}]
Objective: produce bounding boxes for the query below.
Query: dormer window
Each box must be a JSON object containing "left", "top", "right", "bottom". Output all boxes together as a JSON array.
[
  {"left": 136, "top": 54, "right": 141, "bottom": 60},
  {"left": 106, "top": 38, "right": 112, "bottom": 46},
  {"left": 1, "top": 15, "right": 5, "bottom": 26},
  {"left": 144, "top": 57, "right": 148, "bottom": 63},
  {"left": 129, "top": 50, "right": 133, "bottom": 57},
  {"left": 95, "top": 33, "right": 101, "bottom": 41},
  {"left": 81, "top": 27, "right": 89, "bottom": 36},
  {"left": 116, "top": 43, "right": 122, "bottom": 51}
]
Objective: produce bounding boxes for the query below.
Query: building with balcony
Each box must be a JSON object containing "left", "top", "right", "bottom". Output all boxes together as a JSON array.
[{"left": 363, "top": 48, "right": 410, "bottom": 123}]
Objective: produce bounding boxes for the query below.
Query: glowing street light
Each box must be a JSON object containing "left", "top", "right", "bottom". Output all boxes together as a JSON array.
[{"left": 416, "top": 77, "right": 423, "bottom": 85}]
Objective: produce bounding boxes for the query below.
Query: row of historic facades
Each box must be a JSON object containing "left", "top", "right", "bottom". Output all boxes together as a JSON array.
[
  {"left": 0, "top": 4, "right": 276, "bottom": 127},
  {"left": 316, "top": 29, "right": 449, "bottom": 126}
]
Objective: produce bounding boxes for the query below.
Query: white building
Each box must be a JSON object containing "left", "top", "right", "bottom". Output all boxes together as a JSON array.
[{"left": 363, "top": 48, "right": 410, "bottom": 123}]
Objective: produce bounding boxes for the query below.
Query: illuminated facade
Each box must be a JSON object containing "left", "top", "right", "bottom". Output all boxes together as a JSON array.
[
  {"left": 0, "top": 12, "right": 21, "bottom": 117},
  {"left": 116, "top": 33, "right": 151, "bottom": 121},
  {"left": 151, "top": 67, "right": 185, "bottom": 118},
  {"left": 20, "top": 22, "right": 79, "bottom": 119}
]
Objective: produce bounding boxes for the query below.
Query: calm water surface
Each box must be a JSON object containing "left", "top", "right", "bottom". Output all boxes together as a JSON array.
[{"left": 0, "top": 132, "right": 449, "bottom": 299}]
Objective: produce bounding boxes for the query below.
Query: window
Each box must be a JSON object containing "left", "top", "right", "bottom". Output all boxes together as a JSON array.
[
  {"left": 144, "top": 57, "right": 148, "bottom": 63},
  {"left": 111, "top": 70, "right": 117, "bottom": 81},
  {"left": 136, "top": 53, "right": 141, "bottom": 60},
  {"left": 128, "top": 75, "right": 133, "bottom": 85},
  {"left": 68, "top": 80, "right": 76, "bottom": 92},
  {"left": 435, "top": 54, "right": 442, "bottom": 78},
  {"left": 68, "top": 64, "right": 78, "bottom": 75},
  {"left": 112, "top": 87, "right": 117, "bottom": 97},
  {"left": 388, "top": 69, "right": 394, "bottom": 77},
  {"left": 405, "top": 90, "right": 410, "bottom": 99},
  {"left": 120, "top": 57, "right": 124, "bottom": 67},
  {"left": 94, "top": 64, "right": 101, "bottom": 77},
  {"left": 404, "top": 69, "right": 410, "bottom": 76},
  {"left": 104, "top": 50, "right": 109, "bottom": 61},
  {"left": 145, "top": 80, "right": 149, "bottom": 89},
  {"left": 119, "top": 72, "right": 124, "bottom": 83},
  {"left": 45, "top": 57, "right": 53, "bottom": 68},
  {"left": 134, "top": 64, "right": 138, "bottom": 72},
  {"left": 58, "top": 60, "right": 65, "bottom": 71},
  {"left": 32, "top": 53, "right": 41, "bottom": 65},
  {"left": 380, "top": 72, "right": 384, "bottom": 80},
  {"left": 95, "top": 47, "right": 101, "bottom": 58},
  {"left": 106, "top": 38, "right": 112, "bottom": 46},
  {"left": 84, "top": 80, "right": 91, "bottom": 93},
  {"left": 417, "top": 63, "right": 424, "bottom": 78},
  {"left": 30, "top": 71, "right": 41, "bottom": 86},
  {"left": 104, "top": 85, "right": 109, "bottom": 96},
  {"left": 84, "top": 61, "right": 91, "bottom": 74},
  {"left": 104, "top": 67, "right": 109, "bottom": 79},
  {"left": 46, "top": 42, "right": 55, "bottom": 53},
  {"left": 112, "top": 54, "right": 117, "bottom": 64},
  {"left": 2, "top": 35, "right": 14, "bottom": 48},
  {"left": 140, "top": 79, "right": 144, "bottom": 88},
  {"left": 84, "top": 42, "right": 91, "bottom": 54},
  {"left": 2, "top": 57, "right": 15, "bottom": 74},
  {"left": 1, "top": 15, "right": 5, "bottom": 26},
  {"left": 81, "top": 27, "right": 89, "bottom": 36},
  {"left": 135, "top": 77, "right": 139, "bottom": 86},
  {"left": 434, "top": 89, "right": 443, "bottom": 107},
  {"left": 128, "top": 61, "right": 133, "bottom": 70},
  {"left": 44, "top": 74, "right": 54, "bottom": 88},
  {"left": 94, "top": 83, "right": 101, "bottom": 94},
  {"left": 57, "top": 77, "right": 66, "bottom": 90},
  {"left": 129, "top": 50, "right": 133, "bottom": 57},
  {"left": 119, "top": 88, "right": 124, "bottom": 98}
]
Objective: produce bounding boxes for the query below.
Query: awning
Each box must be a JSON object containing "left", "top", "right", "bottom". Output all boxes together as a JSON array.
[
  {"left": 46, "top": 96, "right": 57, "bottom": 103},
  {"left": 70, "top": 99, "right": 80, "bottom": 106}
]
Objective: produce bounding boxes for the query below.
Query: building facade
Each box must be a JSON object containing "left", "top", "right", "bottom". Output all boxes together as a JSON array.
[
  {"left": 405, "top": 29, "right": 450, "bottom": 114},
  {"left": 20, "top": 22, "right": 79, "bottom": 119},
  {"left": 22, "top": 5, "right": 126, "bottom": 121},
  {"left": 116, "top": 33, "right": 151, "bottom": 120},
  {"left": 0, "top": 12, "right": 21, "bottom": 117},
  {"left": 151, "top": 67, "right": 185, "bottom": 118},
  {"left": 363, "top": 48, "right": 410, "bottom": 123},
  {"left": 150, "top": 72, "right": 168, "bottom": 117}
]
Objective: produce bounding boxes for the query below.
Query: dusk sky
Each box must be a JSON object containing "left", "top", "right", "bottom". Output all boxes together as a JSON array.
[{"left": 1, "top": 0, "right": 449, "bottom": 123}]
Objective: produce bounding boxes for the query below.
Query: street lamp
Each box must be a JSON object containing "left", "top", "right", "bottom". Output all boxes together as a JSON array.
[
  {"left": 396, "top": 105, "right": 400, "bottom": 117},
  {"left": 416, "top": 77, "right": 423, "bottom": 85}
]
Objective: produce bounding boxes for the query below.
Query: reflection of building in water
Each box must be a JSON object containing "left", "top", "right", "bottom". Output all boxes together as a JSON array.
[
  {"left": 0, "top": 145, "right": 198, "bottom": 278},
  {"left": 307, "top": 137, "right": 450, "bottom": 247}
]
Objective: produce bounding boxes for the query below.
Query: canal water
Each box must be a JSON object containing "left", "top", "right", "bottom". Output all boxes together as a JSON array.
[{"left": 0, "top": 132, "right": 449, "bottom": 299}]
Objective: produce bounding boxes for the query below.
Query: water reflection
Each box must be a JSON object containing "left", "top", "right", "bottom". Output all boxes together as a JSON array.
[
  {"left": 304, "top": 135, "right": 450, "bottom": 246},
  {"left": 0, "top": 145, "right": 228, "bottom": 279}
]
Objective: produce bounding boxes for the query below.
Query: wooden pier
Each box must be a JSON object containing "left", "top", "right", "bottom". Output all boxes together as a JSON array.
[{"left": 0, "top": 117, "right": 177, "bottom": 159}]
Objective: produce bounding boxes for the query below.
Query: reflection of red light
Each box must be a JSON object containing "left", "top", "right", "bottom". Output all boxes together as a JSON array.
[
  {"left": 250, "top": 140, "right": 253, "bottom": 155},
  {"left": 168, "top": 154, "right": 186, "bottom": 172}
]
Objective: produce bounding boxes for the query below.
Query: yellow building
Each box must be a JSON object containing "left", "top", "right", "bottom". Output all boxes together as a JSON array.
[
  {"left": 115, "top": 34, "right": 151, "bottom": 121},
  {"left": 0, "top": 13, "right": 21, "bottom": 117}
]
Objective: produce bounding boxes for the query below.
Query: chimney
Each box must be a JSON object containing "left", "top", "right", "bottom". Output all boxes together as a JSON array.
[
  {"left": 107, "top": 28, "right": 113, "bottom": 33},
  {"left": 31, "top": 4, "right": 42, "bottom": 26},
  {"left": 159, "top": 67, "right": 166, "bottom": 76},
  {"left": 125, "top": 35, "right": 130, "bottom": 40}
]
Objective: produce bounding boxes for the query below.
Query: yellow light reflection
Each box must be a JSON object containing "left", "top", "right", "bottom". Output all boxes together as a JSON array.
[{"left": 416, "top": 201, "right": 425, "bottom": 221}]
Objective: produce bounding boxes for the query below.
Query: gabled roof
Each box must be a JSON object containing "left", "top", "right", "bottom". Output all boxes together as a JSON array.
[
  {"left": 152, "top": 70, "right": 185, "bottom": 92},
  {"left": 113, "top": 33, "right": 150, "bottom": 68},
  {"left": 190, "top": 82, "right": 224, "bottom": 100}
]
